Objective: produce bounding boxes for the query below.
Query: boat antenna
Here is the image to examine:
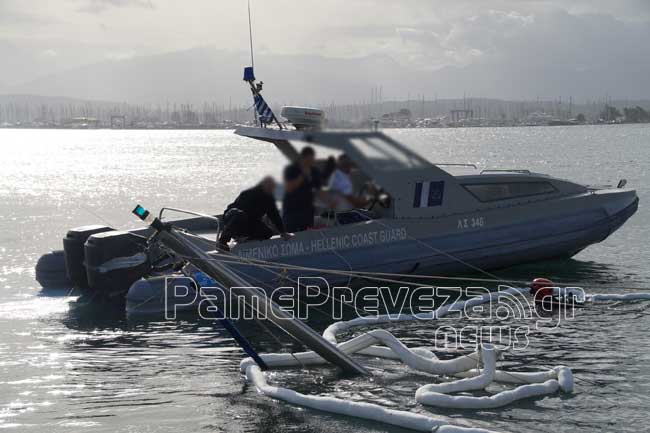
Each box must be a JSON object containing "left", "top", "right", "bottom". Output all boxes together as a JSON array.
[
  {"left": 247, "top": 0, "right": 255, "bottom": 70},
  {"left": 242, "top": 0, "right": 282, "bottom": 129}
]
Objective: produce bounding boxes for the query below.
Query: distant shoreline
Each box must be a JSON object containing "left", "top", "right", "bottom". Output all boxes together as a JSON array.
[{"left": 0, "top": 123, "right": 642, "bottom": 131}]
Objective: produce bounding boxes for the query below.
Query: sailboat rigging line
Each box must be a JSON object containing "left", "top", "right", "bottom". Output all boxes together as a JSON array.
[
  {"left": 137, "top": 221, "right": 649, "bottom": 323},
  {"left": 180, "top": 232, "right": 361, "bottom": 314},
  {"left": 174, "top": 231, "right": 516, "bottom": 290},
  {"left": 194, "top": 263, "right": 310, "bottom": 371},
  {"left": 227, "top": 259, "right": 343, "bottom": 323},
  {"left": 181, "top": 252, "right": 449, "bottom": 290},
  {"left": 137, "top": 224, "right": 647, "bottom": 293},
  {"left": 181, "top": 237, "right": 650, "bottom": 293},
  {"left": 175, "top": 244, "right": 650, "bottom": 296},
  {"left": 158, "top": 207, "right": 220, "bottom": 226},
  {"left": 181, "top": 247, "right": 650, "bottom": 297},
  {"left": 216, "top": 244, "right": 644, "bottom": 294},
  {"left": 319, "top": 230, "right": 354, "bottom": 287},
  {"left": 80, "top": 205, "right": 119, "bottom": 230},
  {"left": 189, "top": 250, "right": 434, "bottom": 331},
  {"left": 372, "top": 217, "right": 507, "bottom": 284},
  {"left": 184, "top": 251, "right": 507, "bottom": 291},
  {"left": 244, "top": 299, "right": 309, "bottom": 371},
  {"left": 145, "top": 230, "right": 356, "bottom": 374},
  {"left": 196, "top": 285, "right": 269, "bottom": 370},
  {"left": 179, "top": 236, "right": 315, "bottom": 369},
  {"left": 172, "top": 239, "right": 467, "bottom": 291},
  {"left": 362, "top": 216, "right": 650, "bottom": 292},
  {"left": 345, "top": 209, "right": 507, "bottom": 283}
]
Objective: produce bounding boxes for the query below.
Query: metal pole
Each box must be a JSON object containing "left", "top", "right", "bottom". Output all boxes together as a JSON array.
[
  {"left": 248, "top": 0, "right": 255, "bottom": 70},
  {"left": 152, "top": 223, "right": 368, "bottom": 376}
]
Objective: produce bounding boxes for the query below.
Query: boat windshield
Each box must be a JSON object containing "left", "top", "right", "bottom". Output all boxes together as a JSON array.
[{"left": 349, "top": 136, "right": 430, "bottom": 172}]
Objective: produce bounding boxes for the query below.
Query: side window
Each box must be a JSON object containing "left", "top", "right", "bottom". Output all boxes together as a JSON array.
[{"left": 463, "top": 182, "right": 557, "bottom": 202}]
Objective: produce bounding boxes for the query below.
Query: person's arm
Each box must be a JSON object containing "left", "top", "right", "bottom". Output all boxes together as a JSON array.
[
  {"left": 265, "top": 196, "right": 291, "bottom": 238},
  {"left": 345, "top": 194, "right": 369, "bottom": 208},
  {"left": 332, "top": 171, "right": 368, "bottom": 208}
]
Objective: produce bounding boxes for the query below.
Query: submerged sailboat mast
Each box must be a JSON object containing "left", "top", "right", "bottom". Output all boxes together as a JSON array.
[{"left": 132, "top": 205, "right": 368, "bottom": 376}]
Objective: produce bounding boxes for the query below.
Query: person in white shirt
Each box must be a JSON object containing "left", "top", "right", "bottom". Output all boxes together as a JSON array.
[{"left": 328, "top": 154, "right": 368, "bottom": 210}]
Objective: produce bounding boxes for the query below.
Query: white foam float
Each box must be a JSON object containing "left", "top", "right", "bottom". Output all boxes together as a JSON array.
[
  {"left": 240, "top": 287, "right": 572, "bottom": 433},
  {"left": 240, "top": 287, "right": 650, "bottom": 432},
  {"left": 549, "top": 287, "right": 650, "bottom": 303},
  {"left": 245, "top": 363, "right": 500, "bottom": 433},
  {"left": 414, "top": 345, "right": 573, "bottom": 409},
  {"left": 588, "top": 293, "right": 650, "bottom": 302}
]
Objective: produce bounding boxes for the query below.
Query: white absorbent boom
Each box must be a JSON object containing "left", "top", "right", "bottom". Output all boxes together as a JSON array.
[{"left": 240, "top": 286, "right": 650, "bottom": 432}]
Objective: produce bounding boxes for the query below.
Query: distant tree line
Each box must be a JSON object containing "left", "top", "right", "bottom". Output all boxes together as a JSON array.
[
  {"left": 623, "top": 106, "right": 650, "bottom": 123},
  {"left": 600, "top": 105, "right": 650, "bottom": 123}
]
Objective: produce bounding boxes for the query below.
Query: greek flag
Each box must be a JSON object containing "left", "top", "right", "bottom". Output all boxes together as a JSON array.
[
  {"left": 254, "top": 94, "right": 274, "bottom": 124},
  {"left": 413, "top": 181, "right": 445, "bottom": 208}
]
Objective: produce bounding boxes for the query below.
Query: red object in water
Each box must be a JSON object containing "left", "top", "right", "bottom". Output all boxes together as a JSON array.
[{"left": 530, "top": 277, "right": 554, "bottom": 301}]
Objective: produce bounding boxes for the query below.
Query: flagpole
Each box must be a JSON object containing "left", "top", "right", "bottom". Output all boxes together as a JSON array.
[{"left": 248, "top": 0, "right": 255, "bottom": 70}]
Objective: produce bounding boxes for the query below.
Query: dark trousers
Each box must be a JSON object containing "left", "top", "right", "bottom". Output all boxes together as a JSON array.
[
  {"left": 283, "top": 208, "right": 314, "bottom": 233},
  {"left": 219, "top": 208, "right": 273, "bottom": 244}
]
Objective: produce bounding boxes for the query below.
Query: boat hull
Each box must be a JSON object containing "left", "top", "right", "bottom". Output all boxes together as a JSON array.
[{"left": 126, "top": 188, "right": 638, "bottom": 314}]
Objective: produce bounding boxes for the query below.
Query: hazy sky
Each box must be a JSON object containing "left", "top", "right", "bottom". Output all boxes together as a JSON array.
[{"left": 1, "top": 0, "right": 649, "bottom": 97}]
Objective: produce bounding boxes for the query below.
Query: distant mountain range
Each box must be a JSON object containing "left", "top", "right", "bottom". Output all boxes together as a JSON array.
[{"left": 3, "top": 46, "right": 650, "bottom": 105}]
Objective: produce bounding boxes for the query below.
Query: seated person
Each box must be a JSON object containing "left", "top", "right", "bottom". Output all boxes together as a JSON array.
[
  {"left": 282, "top": 146, "right": 322, "bottom": 232},
  {"left": 217, "top": 176, "right": 290, "bottom": 251},
  {"left": 321, "top": 155, "right": 337, "bottom": 184},
  {"left": 328, "top": 154, "right": 368, "bottom": 211}
]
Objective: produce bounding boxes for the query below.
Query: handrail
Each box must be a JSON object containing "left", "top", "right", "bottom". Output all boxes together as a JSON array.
[
  {"left": 433, "top": 163, "right": 478, "bottom": 169},
  {"left": 480, "top": 169, "right": 531, "bottom": 175},
  {"left": 158, "top": 207, "right": 221, "bottom": 238},
  {"left": 158, "top": 207, "right": 220, "bottom": 223}
]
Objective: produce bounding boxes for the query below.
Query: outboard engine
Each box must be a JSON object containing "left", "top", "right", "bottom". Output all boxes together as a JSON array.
[
  {"left": 85, "top": 231, "right": 150, "bottom": 299},
  {"left": 63, "top": 225, "right": 114, "bottom": 289},
  {"left": 35, "top": 250, "right": 71, "bottom": 289}
]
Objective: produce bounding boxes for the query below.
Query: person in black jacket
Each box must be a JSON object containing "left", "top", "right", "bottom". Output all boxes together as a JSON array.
[
  {"left": 217, "top": 176, "right": 290, "bottom": 251},
  {"left": 282, "top": 146, "right": 322, "bottom": 232}
]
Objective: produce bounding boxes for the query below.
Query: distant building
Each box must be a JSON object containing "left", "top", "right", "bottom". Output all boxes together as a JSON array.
[
  {"left": 524, "top": 112, "right": 554, "bottom": 126},
  {"left": 63, "top": 117, "right": 99, "bottom": 129},
  {"left": 380, "top": 108, "right": 412, "bottom": 127}
]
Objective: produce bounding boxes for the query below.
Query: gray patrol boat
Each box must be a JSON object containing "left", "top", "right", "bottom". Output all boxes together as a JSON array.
[
  {"left": 215, "top": 125, "right": 638, "bottom": 277},
  {"left": 34, "top": 70, "right": 638, "bottom": 314}
]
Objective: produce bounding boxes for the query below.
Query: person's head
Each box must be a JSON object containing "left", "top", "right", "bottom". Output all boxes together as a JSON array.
[
  {"left": 299, "top": 146, "right": 316, "bottom": 167},
  {"left": 337, "top": 154, "right": 353, "bottom": 173},
  {"left": 259, "top": 176, "right": 277, "bottom": 195}
]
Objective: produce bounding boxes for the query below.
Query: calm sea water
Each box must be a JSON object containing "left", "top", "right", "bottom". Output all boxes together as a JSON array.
[{"left": 0, "top": 126, "right": 649, "bottom": 432}]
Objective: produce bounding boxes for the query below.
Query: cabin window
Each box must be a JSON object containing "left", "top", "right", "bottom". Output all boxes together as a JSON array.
[
  {"left": 463, "top": 182, "right": 557, "bottom": 202},
  {"left": 350, "top": 137, "right": 429, "bottom": 171}
]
